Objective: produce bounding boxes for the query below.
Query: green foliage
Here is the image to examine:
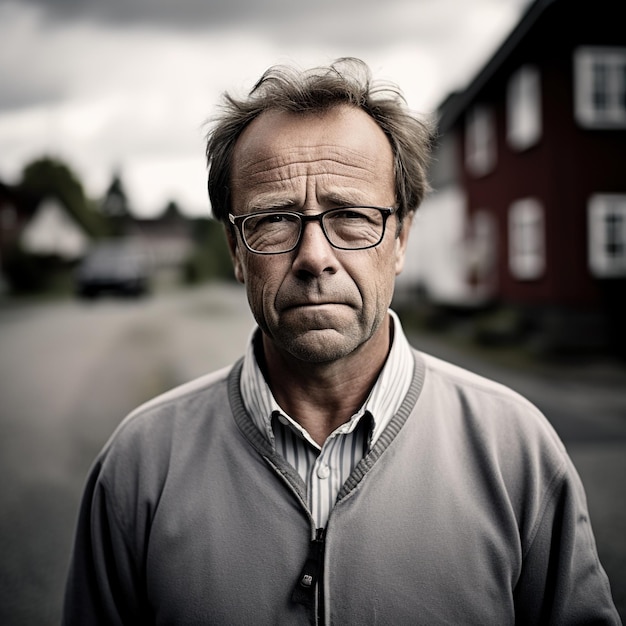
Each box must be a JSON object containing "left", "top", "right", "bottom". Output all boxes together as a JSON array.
[
  {"left": 5, "top": 156, "right": 236, "bottom": 295},
  {"left": 183, "top": 218, "right": 236, "bottom": 283},
  {"left": 19, "top": 156, "right": 108, "bottom": 238},
  {"left": 2, "top": 156, "right": 110, "bottom": 295}
]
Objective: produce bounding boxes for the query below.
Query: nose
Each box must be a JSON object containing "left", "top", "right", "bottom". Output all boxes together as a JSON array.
[{"left": 291, "top": 219, "right": 338, "bottom": 278}]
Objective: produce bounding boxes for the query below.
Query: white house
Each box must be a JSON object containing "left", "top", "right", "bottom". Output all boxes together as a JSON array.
[{"left": 20, "top": 198, "right": 90, "bottom": 260}]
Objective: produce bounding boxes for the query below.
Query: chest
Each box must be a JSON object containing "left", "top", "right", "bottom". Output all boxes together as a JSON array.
[{"left": 139, "top": 435, "right": 520, "bottom": 625}]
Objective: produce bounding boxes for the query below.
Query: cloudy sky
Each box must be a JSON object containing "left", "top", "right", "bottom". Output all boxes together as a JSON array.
[{"left": 0, "top": 0, "right": 532, "bottom": 217}]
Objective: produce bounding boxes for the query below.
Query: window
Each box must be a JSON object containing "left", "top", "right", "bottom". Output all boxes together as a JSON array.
[
  {"left": 574, "top": 47, "right": 626, "bottom": 128},
  {"left": 588, "top": 194, "right": 626, "bottom": 277},
  {"left": 507, "top": 65, "right": 542, "bottom": 150},
  {"left": 465, "top": 105, "right": 496, "bottom": 176},
  {"left": 509, "top": 198, "right": 545, "bottom": 280}
]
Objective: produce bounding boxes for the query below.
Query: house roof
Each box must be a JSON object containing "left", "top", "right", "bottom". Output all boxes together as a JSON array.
[
  {"left": 20, "top": 197, "right": 90, "bottom": 260},
  {"left": 437, "top": 0, "right": 557, "bottom": 134}
]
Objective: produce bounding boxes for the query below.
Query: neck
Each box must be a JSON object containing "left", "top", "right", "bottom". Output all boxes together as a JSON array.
[{"left": 260, "top": 316, "right": 392, "bottom": 446}]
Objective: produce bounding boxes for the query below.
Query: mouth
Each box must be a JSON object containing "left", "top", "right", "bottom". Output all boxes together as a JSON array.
[
  {"left": 277, "top": 284, "right": 357, "bottom": 314},
  {"left": 283, "top": 301, "right": 343, "bottom": 311}
]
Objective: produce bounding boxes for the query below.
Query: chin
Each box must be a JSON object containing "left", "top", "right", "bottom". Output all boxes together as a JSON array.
[{"left": 281, "top": 330, "right": 359, "bottom": 364}]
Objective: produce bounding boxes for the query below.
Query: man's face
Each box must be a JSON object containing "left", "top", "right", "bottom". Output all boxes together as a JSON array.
[{"left": 228, "top": 105, "right": 411, "bottom": 364}]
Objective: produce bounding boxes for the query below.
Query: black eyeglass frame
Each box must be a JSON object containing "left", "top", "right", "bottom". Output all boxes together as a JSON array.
[{"left": 228, "top": 206, "right": 396, "bottom": 255}]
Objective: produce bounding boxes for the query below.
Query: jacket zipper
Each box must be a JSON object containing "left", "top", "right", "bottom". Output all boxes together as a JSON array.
[
  {"left": 313, "top": 527, "right": 326, "bottom": 625},
  {"left": 292, "top": 526, "right": 326, "bottom": 625},
  {"left": 261, "top": 456, "right": 328, "bottom": 623}
]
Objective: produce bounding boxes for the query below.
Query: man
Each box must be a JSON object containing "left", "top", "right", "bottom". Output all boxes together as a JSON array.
[{"left": 63, "top": 58, "right": 620, "bottom": 624}]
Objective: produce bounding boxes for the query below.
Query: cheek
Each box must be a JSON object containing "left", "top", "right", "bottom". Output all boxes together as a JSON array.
[
  {"left": 349, "top": 254, "right": 396, "bottom": 309},
  {"left": 371, "top": 249, "right": 401, "bottom": 306},
  {"left": 377, "top": 238, "right": 402, "bottom": 278},
  {"left": 242, "top": 257, "right": 283, "bottom": 313},
  {"left": 236, "top": 248, "right": 261, "bottom": 285}
]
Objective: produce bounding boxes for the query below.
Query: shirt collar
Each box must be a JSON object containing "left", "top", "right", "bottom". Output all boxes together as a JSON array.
[{"left": 239, "top": 310, "right": 414, "bottom": 450}]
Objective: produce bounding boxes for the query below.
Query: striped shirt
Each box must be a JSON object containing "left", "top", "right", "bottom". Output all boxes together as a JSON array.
[{"left": 240, "top": 310, "right": 414, "bottom": 529}]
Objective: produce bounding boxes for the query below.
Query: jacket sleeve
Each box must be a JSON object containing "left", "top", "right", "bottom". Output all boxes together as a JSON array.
[
  {"left": 513, "top": 455, "right": 621, "bottom": 625},
  {"left": 62, "top": 459, "right": 148, "bottom": 626}
]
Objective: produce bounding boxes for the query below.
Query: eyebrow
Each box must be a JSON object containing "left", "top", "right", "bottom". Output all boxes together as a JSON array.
[
  {"left": 245, "top": 196, "right": 298, "bottom": 212},
  {"left": 323, "top": 190, "right": 370, "bottom": 206},
  {"left": 245, "top": 190, "right": 374, "bottom": 213}
]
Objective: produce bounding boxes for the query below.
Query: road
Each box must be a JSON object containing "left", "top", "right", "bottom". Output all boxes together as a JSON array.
[
  {"left": 0, "top": 284, "right": 255, "bottom": 625},
  {"left": 0, "top": 283, "right": 624, "bottom": 624}
]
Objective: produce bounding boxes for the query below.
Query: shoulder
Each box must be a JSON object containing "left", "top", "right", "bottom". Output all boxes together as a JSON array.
[
  {"left": 419, "top": 350, "right": 536, "bottom": 407},
  {"left": 126, "top": 364, "right": 233, "bottom": 422},
  {"left": 412, "top": 349, "right": 577, "bottom": 536},
  {"left": 97, "top": 364, "right": 235, "bottom": 475},
  {"left": 413, "top": 348, "right": 569, "bottom": 475},
  {"left": 84, "top": 364, "right": 238, "bottom": 526},
  {"left": 417, "top": 350, "right": 554, "bottom": 427}
]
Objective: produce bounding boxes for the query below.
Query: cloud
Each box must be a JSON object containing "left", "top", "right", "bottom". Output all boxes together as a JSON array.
[
  {"left": 1, "top": 0, "right": 531, "bottom": 111},
  {"left": 3, "top": 0, "right": 393, "bottom": 31},
  {"left": 0, "top": 0, "right": 533, "bottom": 216}
]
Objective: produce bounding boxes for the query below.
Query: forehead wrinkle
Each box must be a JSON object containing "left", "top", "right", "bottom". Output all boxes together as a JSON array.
[
  {"left": 236, "top": 166, "right": 381, "bottom": 213},
  {"left": 231, "top": 131, "right": 395, "bottom": 212},
  {"left": 235, "top": 160, "right": 382, "bottom": 199},
  {"left": 236, "top": 143, "right": 383, "bottom": 181},
  {"left": 242, "top": 161, "right": 376, "bottom": 188}
]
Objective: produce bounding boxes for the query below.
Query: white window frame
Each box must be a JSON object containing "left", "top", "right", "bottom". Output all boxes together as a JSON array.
[
  {"left": 574, "top": 47, "right": 626, "bottom": 128},
  {"left": 507, "top": 65, "right": 542, "bottom": 150},
  {"left": 588, "top": 194, "right": 626, "bottom": 277},
  {"left": 465, "top": 104, "right": 496, "bottom": 177},
  {"left": 509, "top": 198, "right": 545, "bottom": 280}
]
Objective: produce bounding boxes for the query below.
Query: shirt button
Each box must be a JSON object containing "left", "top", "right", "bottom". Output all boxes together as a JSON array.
[
  {"left": 277, "top": 414, "right": 289, "bottom": 426},
  {"left": 317, "top": 464, "right": 330, "bottom": 479}
]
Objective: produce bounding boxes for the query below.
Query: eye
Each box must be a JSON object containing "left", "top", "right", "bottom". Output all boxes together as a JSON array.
[
  {"left": 260, "top": 213, "right": 287, "bottom": 224},
  {"left": 334, "top": 209, "right": 366, "bottom": 219},
  {"left": 247, "top": 212, "right": 284, "bottom": 227},
  {"left": 328, "top": 208, "right": 377, "bottom": 224},
  {"left": 245, "top": 212, "right": 299, "bottom": 232}
]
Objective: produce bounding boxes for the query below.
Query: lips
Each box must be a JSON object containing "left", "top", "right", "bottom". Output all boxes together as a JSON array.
[
  {"left": 284, "top": 300, "right": 340, "bottom": 310},
  {"left": 280, "top": 302, "right": 352, "bottom": 320},
  {"left": 275, "top": 281, "right": 358, "bottom": 314}
]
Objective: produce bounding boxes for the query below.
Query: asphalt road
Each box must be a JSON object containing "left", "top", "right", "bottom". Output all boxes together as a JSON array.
[
  {"left": 0, "top": 283, "right": 624, "bottom": 624},
  {"left": 0, "top": 284, "right": 255, "bottom": 625}
]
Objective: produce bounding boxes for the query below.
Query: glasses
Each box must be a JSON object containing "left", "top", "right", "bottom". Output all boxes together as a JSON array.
[{"left": 229, "top": 206, "right": 395, "bottom": 255}]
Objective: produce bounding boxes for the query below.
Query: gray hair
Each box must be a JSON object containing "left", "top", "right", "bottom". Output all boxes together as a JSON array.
[{"left": 205, "top": 57, "right": 435, "bottom": 224}]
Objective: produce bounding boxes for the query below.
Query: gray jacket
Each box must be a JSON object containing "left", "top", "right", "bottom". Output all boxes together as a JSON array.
[{"left": 63, "top": 351, "right": 620, "bottom": 625}]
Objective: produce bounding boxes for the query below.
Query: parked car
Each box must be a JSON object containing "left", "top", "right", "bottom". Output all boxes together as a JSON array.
[{"left": 75, "top": 240, "right": 151, "bottom": 298}]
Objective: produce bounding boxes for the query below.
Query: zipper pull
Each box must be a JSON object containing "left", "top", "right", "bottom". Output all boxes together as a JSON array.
[{"left": 292, "top": 528, "right": 326, "bottom": 608}]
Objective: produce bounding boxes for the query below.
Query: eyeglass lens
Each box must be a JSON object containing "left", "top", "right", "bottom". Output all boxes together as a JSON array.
[{"left": 242, "top": 207, "right": 386, "bottom": 253}]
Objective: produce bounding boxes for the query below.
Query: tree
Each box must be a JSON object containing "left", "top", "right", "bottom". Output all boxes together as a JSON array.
[
  {"left": 100, "top": 171, "right": 132, "bottom": 236},
  {"left": 19, "top": 156, "right": 107, "bottom": 238},
  {"left": 160, "top": 200, "right": 183, "bottom": 221},
  {"left": 3, "top": 157, "right": 109, "bottom": 293},
  {"left": 183, "top": 217, "right": 235, "bottom": 283}
]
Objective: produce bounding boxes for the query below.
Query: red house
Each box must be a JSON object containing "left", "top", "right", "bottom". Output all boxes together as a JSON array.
[{"left": 406, "top": 0, "right": 626, "bottom": 353}]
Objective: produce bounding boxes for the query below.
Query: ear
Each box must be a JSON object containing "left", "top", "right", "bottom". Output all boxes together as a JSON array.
[
  {"left": 394, "top": 212, "right": 413, "bottom": 276},
  {"left": 225, "top": 226, "right": 245, "bottom": 284}
]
